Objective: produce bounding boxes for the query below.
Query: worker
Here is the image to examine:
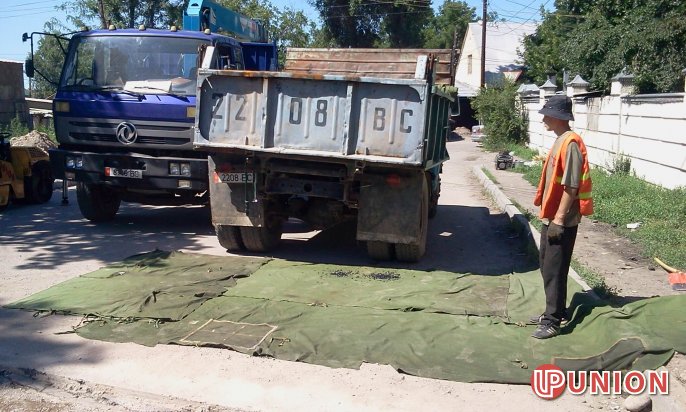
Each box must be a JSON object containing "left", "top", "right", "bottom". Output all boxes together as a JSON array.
[{"left": 531, "top": 95, "right": 593, "bottom": 339}]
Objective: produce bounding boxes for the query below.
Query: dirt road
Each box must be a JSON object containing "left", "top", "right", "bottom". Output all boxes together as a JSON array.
[{"left": 0, "top": 138, "right": 681, "bottom": 411}]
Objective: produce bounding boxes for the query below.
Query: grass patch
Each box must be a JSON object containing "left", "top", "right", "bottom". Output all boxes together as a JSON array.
[
  {"left": 505, "top": 144, "right": 686, "bottom": 271},
  {"left": 571, "top": 258, "right": 616, "bottom": 299},
  {"left": 481, "top": 167, "right": 499, "bottom": 184}
]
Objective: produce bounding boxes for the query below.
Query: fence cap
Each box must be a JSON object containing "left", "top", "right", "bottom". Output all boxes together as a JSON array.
[{"left": 567, "top": 75, "right": 590, "bottom": 86}]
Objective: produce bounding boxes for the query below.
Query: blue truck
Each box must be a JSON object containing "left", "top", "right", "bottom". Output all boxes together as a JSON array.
[{"left": 23, "top": 0, "right": 277, "bottom": 221}]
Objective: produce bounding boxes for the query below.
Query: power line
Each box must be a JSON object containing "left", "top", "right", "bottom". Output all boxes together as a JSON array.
[
  {"left": 489, "top": 0, "right": 550, "bottom": 36},
  {"left": 0, "top": 9, "right": 55, "bottom": 19},
  {"left": 322, "top": 9, "right": 434, "bottom": 20},
  {"left": 0, "top": 4, "right": 60, "bottom": 13},
  {"left": 6, "top": 0, "right": 60, "bottom": 7}
]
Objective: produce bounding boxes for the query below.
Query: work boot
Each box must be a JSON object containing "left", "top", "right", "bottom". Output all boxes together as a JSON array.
[{"left": 531, "top": 323, "right": 561, "bottom": 339}]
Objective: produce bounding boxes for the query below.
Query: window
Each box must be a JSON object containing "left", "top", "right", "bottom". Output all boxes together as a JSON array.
[{"left": 467, "top": 54, "right": 473, "bottom": 75}]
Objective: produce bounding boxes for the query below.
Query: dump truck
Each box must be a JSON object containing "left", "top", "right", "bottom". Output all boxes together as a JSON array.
[
  {"left": 23, "top": 0, "right": 277, "bottom": 221},
  {"left": 194, "top": 48, "right": 457, "bottom": 262}
]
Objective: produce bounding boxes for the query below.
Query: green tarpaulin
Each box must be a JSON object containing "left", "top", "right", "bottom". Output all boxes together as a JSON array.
[{"left": 6, "top": 250, "right": 686, "bottom": 384}]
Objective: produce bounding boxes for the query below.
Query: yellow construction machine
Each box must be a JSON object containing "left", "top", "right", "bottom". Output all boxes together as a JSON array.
[{"left": 0, "top": 132, "right": 54, "bottom": 211}]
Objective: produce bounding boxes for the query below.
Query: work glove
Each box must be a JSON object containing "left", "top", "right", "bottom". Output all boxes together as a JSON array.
[{"left": 547, "top": 222, "right": 565, "bottom": 245}]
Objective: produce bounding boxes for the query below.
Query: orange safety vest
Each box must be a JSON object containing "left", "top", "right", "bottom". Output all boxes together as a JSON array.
[{"left": 534, "top": 132, "right": 594, "bottom": 219}]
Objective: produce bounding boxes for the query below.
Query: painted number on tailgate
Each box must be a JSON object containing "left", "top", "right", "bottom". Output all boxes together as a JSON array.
[{"left": 288, "top": 98, "right": 329, "bottom": 127}]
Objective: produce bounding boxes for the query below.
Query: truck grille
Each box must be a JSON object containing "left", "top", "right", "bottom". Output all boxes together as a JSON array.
[{"left": 64, "top": 119, "right": 192, "bottom": 147}]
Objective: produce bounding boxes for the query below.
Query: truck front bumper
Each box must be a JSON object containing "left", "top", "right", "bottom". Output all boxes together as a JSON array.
[{"left": 49, "top": 149, "right": 208, "bottom": 192}]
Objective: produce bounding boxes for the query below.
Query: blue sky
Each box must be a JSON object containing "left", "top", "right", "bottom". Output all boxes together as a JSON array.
[{"left": 1, "top": 0, "right": 551, "bottom": 64}]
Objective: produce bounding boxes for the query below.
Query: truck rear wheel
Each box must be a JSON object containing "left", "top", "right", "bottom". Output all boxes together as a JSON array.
[
  {"left": 216, "top": 224, "right": 245, "bottom": 251},
  {"left": 367, "top": 241, "right": 393, "bottom": 261},
  {"left": 395, "top": 176, "right": 428, "bottom": 263},
  {"left": 240, "top": 223, "right": 282, "bottom": 253},
  {"left": 76, "top": 183, "right": 121, "bottom": 222},
  {"left": 25, "top": 161, "right": 54, "bottom": 204},
  {"left": 428, "top": 174, "right": 439, "bottom": 219}
]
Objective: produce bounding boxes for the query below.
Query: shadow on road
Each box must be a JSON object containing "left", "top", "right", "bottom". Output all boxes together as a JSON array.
[
  {"left": 0, "top": 188, "right": 214, "bottom": 271},
  {"left": 1, "top": 188, "right": 537, "bottom": 276},
  {"left": 264, "top": 204, "right": 538, "bottom": 275},
  {"left": 0, "top": 302, "right": 100, "bottom": 372}
]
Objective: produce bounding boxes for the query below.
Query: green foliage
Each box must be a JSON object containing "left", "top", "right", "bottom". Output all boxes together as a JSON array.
[
  {"left": 422, "top": 1, "right": 476, "bottom": 49},
  {"left": 590, "top": 169, "right": 686, "bottom": 269},
  {"left": 515, "top": 162, "right": 686, "bottom": 270},
  {"left": 216, "top": 0, "right": 316, "bottom": 66},
  {"left": 309, "top": 0, "right": 386, "bottom": 47},
  {"left": 310, "top": 0, "right": 477, "bottom": 48},
  {"left": 0, "top": 115, "right": 30, "bottom": 138},
  {"left": 59, "top": 0, "right": 185, "bottom": 30},
  {"left": 608, "top": 154, "right": 631, "bottom": 176},
  {"left": 470, "top": 80, "right": 528, "bottom": 149},
  {"left": 521, "top": 0, "right": 686, "bottom": 93},
  {"left": 381, "top": 1, "right": 432, "bottom": 47}
]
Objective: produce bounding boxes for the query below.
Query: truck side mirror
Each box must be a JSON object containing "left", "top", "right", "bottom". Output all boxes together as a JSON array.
[{"left": 25, "top": 59, "right": 35, "bottom": 78}]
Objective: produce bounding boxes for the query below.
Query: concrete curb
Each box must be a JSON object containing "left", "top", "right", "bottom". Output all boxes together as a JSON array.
[{"left": 472, "top": 165, "right": 598, "bottom": 298}]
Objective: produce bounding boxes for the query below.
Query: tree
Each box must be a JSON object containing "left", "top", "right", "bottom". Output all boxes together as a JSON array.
[
  {"left": 310, "top": 0, "right": 385, "bottom": 47},
  {"left": 520, "top": 0, "right": 686, "bottom": 93},
  {"left": 381, "top": 0, "right": 432, "bottom": 48},
  {"left": 422, "top": 0, "right": 476, "bottom": 49},
  {"left": 215, "top": 0, "right": 316, "bottom": 66},
  {"left": 58, "top": 0, "right": 185, "bottom": 29},
  {"left": 470, "top": 79, "right": 528, "bottom": 148},
  {"left": 311, "top": 0, "right": 442, "bottom": 48}
]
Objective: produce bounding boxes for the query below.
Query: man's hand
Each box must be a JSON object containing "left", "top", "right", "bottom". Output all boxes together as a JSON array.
[{"left": 547, "top": 222, "right": 565, "bottom": 244}]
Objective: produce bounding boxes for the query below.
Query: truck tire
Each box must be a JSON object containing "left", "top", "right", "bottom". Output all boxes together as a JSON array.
[
  {"left": 240, "top": 224, "right": 281, "bottom": 253},
  {"left": 25, "top": 161, "right": 54, "bottom": 204},
  {"left": 395, "top": 177, "right": 428, "bottom": 263},
  {"left": 428, "top": 174, "right": 439, "bottom": 219},
  {"left": 76, "top": 182, "right": 121, "bottom": 222},
  {"left": 216, "top": 224, "right": 245, "bottom": 251},
  {"left": 367, "top": 241, "right": 393, "bottom": 261}
]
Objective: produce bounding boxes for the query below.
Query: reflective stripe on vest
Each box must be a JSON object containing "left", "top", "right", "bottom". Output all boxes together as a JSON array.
[{"left": 533, "top": 132, "right": 594, "bottom": 219}]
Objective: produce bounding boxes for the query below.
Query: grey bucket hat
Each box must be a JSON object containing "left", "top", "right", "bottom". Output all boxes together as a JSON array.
[{"left": 539, "top": 95, "right": 574, "bottom": 121}]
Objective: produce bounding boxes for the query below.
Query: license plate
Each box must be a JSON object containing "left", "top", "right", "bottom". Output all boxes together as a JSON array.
[
  {"left": 106, "top": 167, "right": 143, "bottom": 179},
  {"left": 219, "top": 172, "right": 254, "bottom": 183}
]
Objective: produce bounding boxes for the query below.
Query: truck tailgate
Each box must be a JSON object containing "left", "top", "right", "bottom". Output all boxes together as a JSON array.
[{"left": 194, "top": 70, "right": 431, "bottom": 165}]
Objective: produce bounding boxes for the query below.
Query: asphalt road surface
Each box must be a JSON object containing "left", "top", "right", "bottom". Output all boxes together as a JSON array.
[{"left": 0, "top": 138, "right": 621, "bottom": 411}]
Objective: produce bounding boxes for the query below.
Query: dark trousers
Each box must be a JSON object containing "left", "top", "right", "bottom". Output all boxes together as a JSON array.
[{"left": 539, "top": 224, "right": 578, "bottom": 326}]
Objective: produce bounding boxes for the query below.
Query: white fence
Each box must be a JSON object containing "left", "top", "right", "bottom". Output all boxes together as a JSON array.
[{"left": 522, "top": 92, "right": 686, "bottom": 189}]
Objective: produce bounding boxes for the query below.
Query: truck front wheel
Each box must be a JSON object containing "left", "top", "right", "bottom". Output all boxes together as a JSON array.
[
  {"left": 25, "top": 161, "right": 54, "bottom": 204},
  {"left": 240, "top": 222, "right": 282, "bottom": 253},
  {"left": 216, "top": 224, "right": 245, "bottom": 251},
  {"left": 76, "top": 183, "right": 121, "bottom": 222}
]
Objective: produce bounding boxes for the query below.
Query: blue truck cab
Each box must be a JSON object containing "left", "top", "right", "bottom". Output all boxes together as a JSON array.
[{"left": 46, "top": 1, "right": 277, "bottom": 221}]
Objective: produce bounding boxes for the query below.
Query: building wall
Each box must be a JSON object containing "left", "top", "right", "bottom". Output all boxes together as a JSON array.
[
  {"left": 455, "top": 28, "right": 478, "bottom": 89},
  {"left": 0, "top": 60, "right": 29, "bottom": 126},
  {"left": 523, "top": 94, "right": 686, "bottom": 189}
]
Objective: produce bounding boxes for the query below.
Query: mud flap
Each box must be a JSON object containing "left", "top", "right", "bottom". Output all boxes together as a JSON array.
[
  {"left": 209, "top": 156, "right": 265, "bottom": 227},
  {"left": 356, "top": 172, "right": 423, "bottom": 244}
]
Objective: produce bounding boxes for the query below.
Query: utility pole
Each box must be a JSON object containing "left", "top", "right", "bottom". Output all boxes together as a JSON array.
[{"left": 481, "top": 0, "right": 487, "bottom": 88}]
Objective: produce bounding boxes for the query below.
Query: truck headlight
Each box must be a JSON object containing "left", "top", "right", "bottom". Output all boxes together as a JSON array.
[
  {"left": 180, "top": 162, "right": 191, "bottom": 176},
  {"left": 55, "top": 101, "right": 70, "bottom": 112},
  {"left": 75, "top": 156, "right": 83, "bottom": 169},
  {"left": 66, "top": 156, "right": 75, "bottom": 168},
  {"left": 169, "top": 162, "right": 180, "bottom": 175}
]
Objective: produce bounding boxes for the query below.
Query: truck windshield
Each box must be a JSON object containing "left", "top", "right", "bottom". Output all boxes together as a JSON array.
[{"left": 60, "top": 35, "right": 208, "bottom": 96}]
